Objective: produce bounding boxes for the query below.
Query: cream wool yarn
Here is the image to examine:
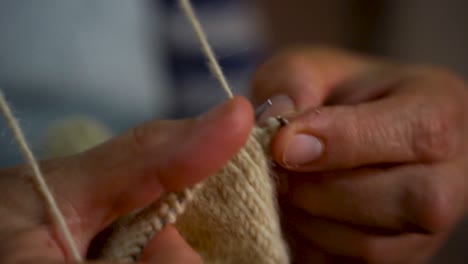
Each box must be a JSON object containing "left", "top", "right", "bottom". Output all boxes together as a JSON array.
[
  {"left": 177, "top": 123, "right": 287, "bottom": 263},
  {"left": 99, "top": 0, "right": 290, "bottom": 262},
  {"left": 100, "top": 119, "right": 290, "bottom": 263},
  {"left": 42, "top": 115, "right": 291, "bottom": 263},
  {"left": 0, "top": 0, "right": 291, "bottom": 262},
  {"left": 0, "top": 91, "right": 82, "bottom": 261}
]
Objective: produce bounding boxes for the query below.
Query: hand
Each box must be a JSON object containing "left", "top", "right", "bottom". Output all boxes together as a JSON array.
[
  {"left": 252, "top": 48, "right": 468, "bottom": 263},
  {"left": 0, "top": 97, "right": 254, "bottom": 264}
]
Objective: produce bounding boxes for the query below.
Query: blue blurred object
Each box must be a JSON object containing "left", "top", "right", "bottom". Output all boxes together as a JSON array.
[
  {"left": 0, "top": 0, "right": 268, "bottom": 167},
  {"left": 0, "top": 1, "right": 169, "bottom": 167}
]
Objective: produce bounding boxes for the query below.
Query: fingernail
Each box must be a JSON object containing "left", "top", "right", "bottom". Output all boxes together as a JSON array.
[
  {"left": 283, "top": 134, "right": 323, "bottom": 166},
  {"left": 257, "top": 95, "right": 295, "bottom": 125}
]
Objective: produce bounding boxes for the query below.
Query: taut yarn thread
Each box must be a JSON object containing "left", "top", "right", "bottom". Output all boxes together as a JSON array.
[
  {"left": 0, "top": 91, "right": 82, "bottom": 261},
  {"left": 0, "top": 0, "right": 290, "bottom": 262},
  {"left": 178, "top": 0, "right": 234, "bottom": 99},
  {"left": 100, "top": 0, "right": 289, "bottom": 263}
]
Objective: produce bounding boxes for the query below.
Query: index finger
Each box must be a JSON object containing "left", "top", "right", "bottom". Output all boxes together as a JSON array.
[
  {"left": 251, "top": 47, "right": 379, "bottom": 111},
  {"left": 272, "top": 69, "right": 465, "bottom": 171}
]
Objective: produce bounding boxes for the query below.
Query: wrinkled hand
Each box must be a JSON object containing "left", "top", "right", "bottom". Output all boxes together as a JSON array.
[
  {"left": 253, "top": 48, "right": 468, "bottom": 263},
  {"left": 0, "top": 97, "right": 254, "bottom": 264}
]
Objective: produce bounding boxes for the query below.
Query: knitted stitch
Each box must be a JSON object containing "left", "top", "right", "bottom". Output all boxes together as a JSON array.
[
  {"left": 2, "top": 0, "right": 291, "bottom": 262},
  {"left": 100, "top": 118, "right": 290, "bottom": 263},
  {"left": 99, "top": 0, "right": 290, "bottom": 262}
]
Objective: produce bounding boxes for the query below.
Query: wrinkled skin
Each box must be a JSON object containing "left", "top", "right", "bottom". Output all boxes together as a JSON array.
[
  {"left": 0, "top": 97, "right": 254, "bottom": 264},
  {"left": 253, "top": 47, "right": 468, "bottom": 263},
  {"left": 1, "top": 46, "right": 468, "bottom": 264}
]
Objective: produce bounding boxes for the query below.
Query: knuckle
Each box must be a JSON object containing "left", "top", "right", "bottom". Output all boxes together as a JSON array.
[
  {"left": 272, "top": 46, "right": 352, "bottom": 73},
  {"left": 276, "top": 49, "right": 310, "bottom": 67},
  {"left": 410, "top": 67, "right": 467, "bottom": 161},
  {"left": 252, "top": 49, "right": 313, "bottom": 96},
  {"left": 255, "top": 50, "right": 309, "bottom": 79},
  {"left": 410, "top": 173, "right": 456, "bottom": 233},
  {"left": 412, "top": 111, "right": 454, "bottom": 161},
  {"left": 129, "top": 120, "right": 192, "bottom": 156},
  {"left": 130, "top": 122, "right": 154, "bottom": 155},
  {"left": 129, "top": 121, "right": 174, "bottom": 155},
  {"left": 410, "top": 79, "right": 462, "bottom": 160},
  {"left": 430, "top": 67, "right": 467, "bottom": 93},
  {"left": 431, "top": 68, "right": 468, "bottom": 106}
]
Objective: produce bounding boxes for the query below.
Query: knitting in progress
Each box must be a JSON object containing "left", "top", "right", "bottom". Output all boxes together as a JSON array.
[
  {"left": 0, "top": 0, "right": 290, "bottom": 263},
  {"left": 99, "top": 119, "right": 289, "bottom": 263},
  {"left": 100, "top": 0, "right": 289, "bottom": 262}
]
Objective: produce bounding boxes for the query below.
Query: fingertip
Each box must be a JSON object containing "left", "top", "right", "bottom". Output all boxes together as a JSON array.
[
  {"left": 160, "top": 96, "right": 255, "bottom": 191},
  {"left": 199, "top": 96, "right": 254, "bottom": 140},
  {"left": 227, "top": 96, "right": 255, "bottom": 136},
  {"left": 271, "top": 113, "right": 326, "bottom": 172},
  {"left": 283, "top": 133, "right": 324, "bottom": 168}
]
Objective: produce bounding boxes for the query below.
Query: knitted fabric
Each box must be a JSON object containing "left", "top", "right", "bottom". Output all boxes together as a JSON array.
[
  {"left": 33, "top": 0, "right": 292, "bottom": 260},
  {"left": 100, "top": 119, "right": 290, "bottom": 263}
]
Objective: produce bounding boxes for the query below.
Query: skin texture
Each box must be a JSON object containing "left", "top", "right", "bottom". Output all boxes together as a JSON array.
[
  {"left": 0, "top": 97, "right": 254, "bottom": 264},
  {"left": 252, "top": 47, "right": 468, "bottom": 263},
  {"left": 1, "top": 47, "right": 467, "bottom": 264}
]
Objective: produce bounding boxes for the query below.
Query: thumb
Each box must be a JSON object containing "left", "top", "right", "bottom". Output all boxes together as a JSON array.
[{"left": 48, "top": 96, "right": 254, "bottom": 239}]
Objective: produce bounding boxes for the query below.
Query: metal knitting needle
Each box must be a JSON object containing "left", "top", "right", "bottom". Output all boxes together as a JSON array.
[
  {"left": 255, "top": 98, "right": 290, "bottom": 127},
  {"left": 275, "top": 115, "right": 289, "bottom": 127},
  {"left": 254, "top": 99, "right": 273, "bottom": 121}
]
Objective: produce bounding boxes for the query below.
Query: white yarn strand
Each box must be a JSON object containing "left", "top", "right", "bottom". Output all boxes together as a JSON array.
[
  {"left": 0, "top": 91, "right": 82, "bottom": 261},
  {"left": 179, "top": 0, "right": 234, "bottom": 98},
  {"left": 100, "top": 1, "right": 290, "bottom": 262}
]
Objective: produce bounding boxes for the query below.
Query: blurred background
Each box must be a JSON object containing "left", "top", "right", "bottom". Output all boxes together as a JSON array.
[{"left": 0, "top": 1, "right": 466, "bottom": 262}]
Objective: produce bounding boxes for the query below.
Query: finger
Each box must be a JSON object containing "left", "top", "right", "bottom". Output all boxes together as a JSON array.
[
  {"left": 285, "top": 207, "right": 445, "bottom": 263},
  {"left": 284, "top": 229, "right": 328, "bottom": 264},
  {"left": 139, "top": 225, "right": 201, "bottom": 263},
  {"left": 251, "top": 47, "right": 382, "bottom": 120},
  {"left": 272, "top": 74, "right": 462, "bottom": 170},
  {"left": 46, "top": 97, "right": 254, "bottom": 237},
  {"left": 2, "top": 227, "right": 200, "bottom": 264},
  {"left": 281, "top": 162, "right": 466, "bottom": 234}
]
